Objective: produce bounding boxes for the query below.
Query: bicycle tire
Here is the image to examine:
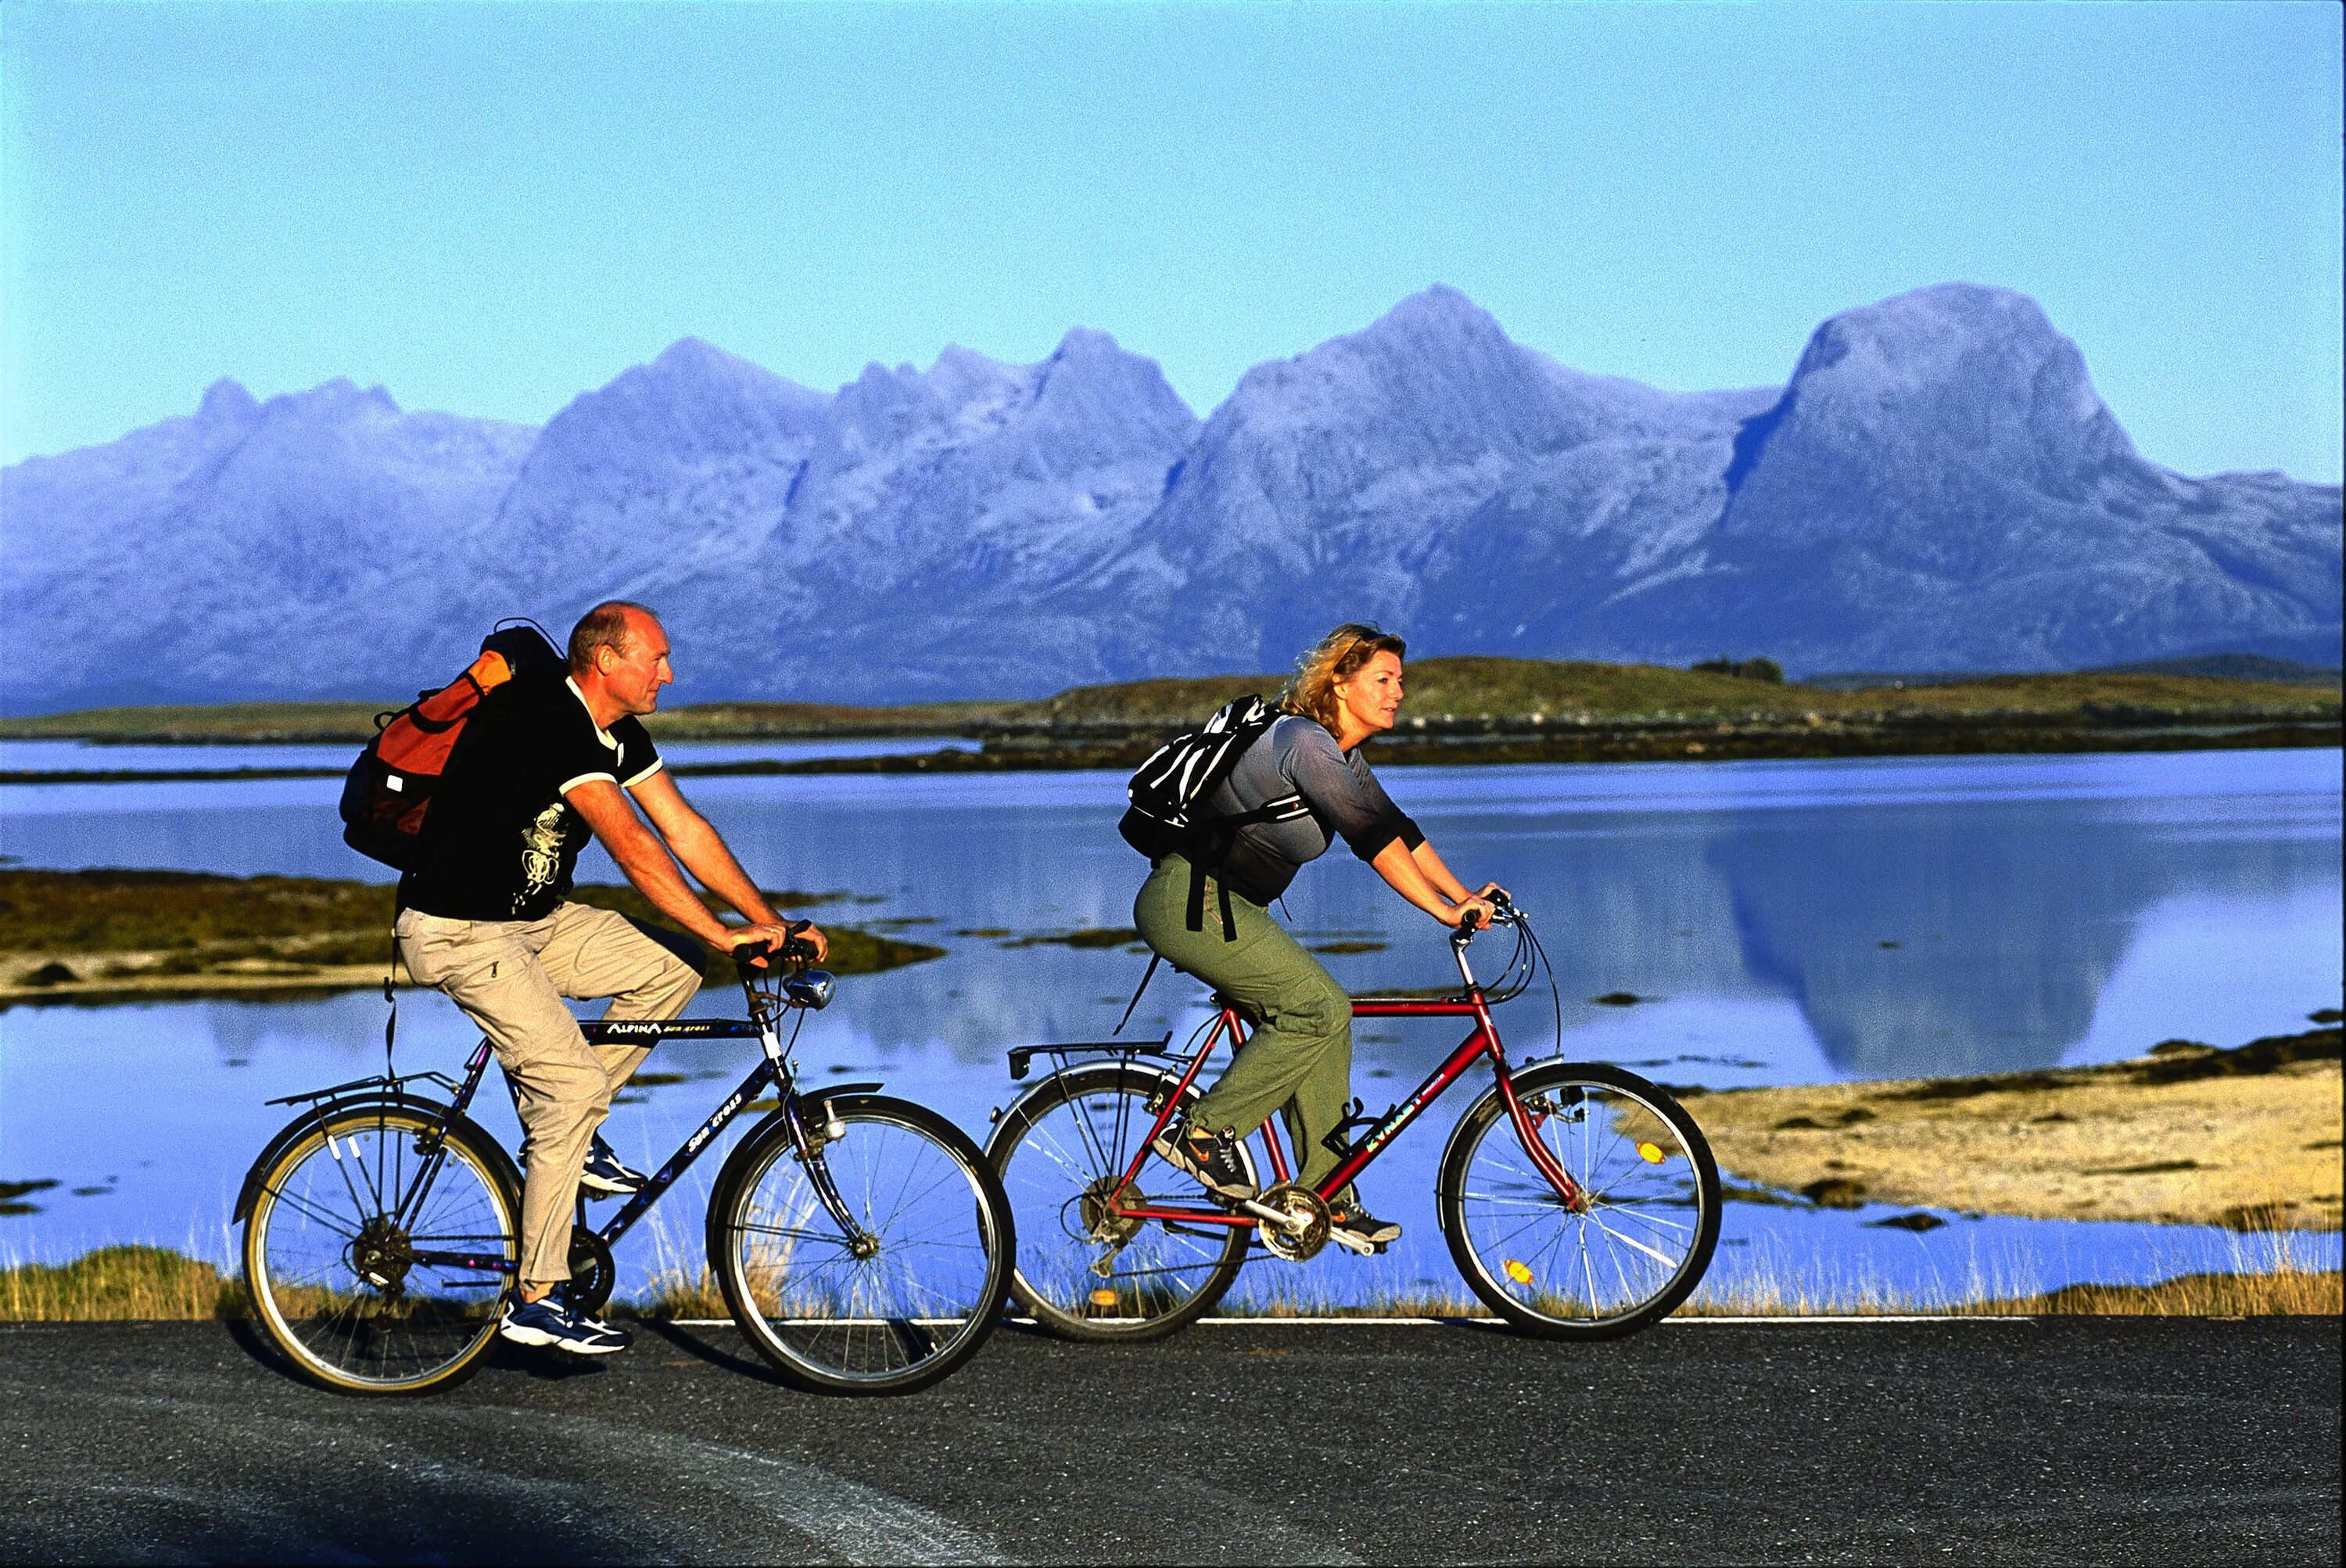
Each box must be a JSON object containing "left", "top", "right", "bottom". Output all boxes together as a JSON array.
[
  {"left": 985, "top": 1062, "right": 1250, "bottom": 1344},
  {"left": 242, "top": 1100, "right": 521, "bottom": 1394},
  {"left": 1439, "top": 1062, "right": 1720, "bottom": 1340},
  {"left": 708, "top": 1094, "right": 1011, "bottom": 1395}
]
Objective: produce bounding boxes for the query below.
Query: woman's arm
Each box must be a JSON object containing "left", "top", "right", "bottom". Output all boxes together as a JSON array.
[
  {"left": 1409, "top": 840, "right": 1506, "bottom": 906},
  {"left": 1371, "top": 840, "right": 1494, "bottom": 928}
]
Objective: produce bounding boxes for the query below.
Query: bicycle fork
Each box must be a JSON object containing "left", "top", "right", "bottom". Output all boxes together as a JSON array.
[{"left": 767, "top": 1031, "right": 881, "bottom": 1258}]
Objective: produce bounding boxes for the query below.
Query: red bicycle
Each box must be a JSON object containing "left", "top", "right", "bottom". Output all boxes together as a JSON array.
[{"left": 985, "top": 894, "right": 1721, "bottom": 1341}]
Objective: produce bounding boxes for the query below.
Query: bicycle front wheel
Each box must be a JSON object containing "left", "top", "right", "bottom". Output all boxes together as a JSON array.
[
  {"left": 708, "top": 1095, "right": 1011, "bottom": 1395},
  {"left": 986, "top": 1063, "right": 1250, "bottom": 1343},
  {"left": 1440, "top": 1063, "right": 1720, "bottom": 1340},
  {"left": 242, "top": 1100, "right": 520, "bottom": 1394}
]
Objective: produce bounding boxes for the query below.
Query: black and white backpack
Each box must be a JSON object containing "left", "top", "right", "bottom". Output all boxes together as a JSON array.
[{"left": 1117, "top": 694, "right": 1314, "bottom": 936}]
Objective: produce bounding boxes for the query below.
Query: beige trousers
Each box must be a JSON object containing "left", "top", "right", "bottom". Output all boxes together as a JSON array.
[{"left": 396, "top": 902, "right": 704, "bottom": 1285}]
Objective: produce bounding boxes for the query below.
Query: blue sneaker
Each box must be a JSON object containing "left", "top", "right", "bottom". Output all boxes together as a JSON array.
[
  {"left": 500, "top": 1290, "right": 632, "bottom": 1355},
  {"left": 579, "top": 1135, "right": 647, "bottom": 1197}
]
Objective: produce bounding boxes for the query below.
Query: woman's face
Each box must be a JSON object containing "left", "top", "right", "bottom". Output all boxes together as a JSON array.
[{"left": 1334, "top": 650, "right": 1405, "bottom": 737}]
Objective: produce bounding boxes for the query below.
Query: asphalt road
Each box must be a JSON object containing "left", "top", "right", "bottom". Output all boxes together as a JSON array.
[{"left": 2, "top": 1316, "right": 2337, "bottom": 1565}]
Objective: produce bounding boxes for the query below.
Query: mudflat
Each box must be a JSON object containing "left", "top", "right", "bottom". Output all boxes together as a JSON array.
[
  {"left": 1687, "top": 1024, "right": 2344, "bottom": 1229},
  {"left": 0, "top": 869, "right": 940, "bottom": 1004}
]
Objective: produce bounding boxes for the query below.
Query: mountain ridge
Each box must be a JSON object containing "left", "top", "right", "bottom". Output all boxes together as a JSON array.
[{"left": 2, "top": 283, "right": 2336, "bottom": 711}]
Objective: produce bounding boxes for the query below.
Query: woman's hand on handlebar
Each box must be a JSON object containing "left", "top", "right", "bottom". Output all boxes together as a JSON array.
[{"left": 1444, "top": 894, "right": 1499, "bottom": 931}]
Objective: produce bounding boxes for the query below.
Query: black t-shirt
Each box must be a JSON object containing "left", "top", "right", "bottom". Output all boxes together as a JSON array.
[{"left": 397, "top": 670, "right": 663, "bottom": 921}]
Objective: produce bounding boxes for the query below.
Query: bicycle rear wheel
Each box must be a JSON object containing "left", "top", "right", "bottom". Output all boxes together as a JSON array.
[
  {"left": 1440, "top": 1063, "right": 1720, "bottom": 1340},
  {"left": 708, "top": 1095, "right": 1010, "bottom": 1395},
  {"left": 242, "top": 1101, "right": 520, "bottom": 1394},
  {"left": 986, "top": 1063, "right": 1251, "bottom": 1342}
]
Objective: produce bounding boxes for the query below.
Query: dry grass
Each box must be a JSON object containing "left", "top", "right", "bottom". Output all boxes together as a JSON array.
[
  {"left": 1680, "top": 1265, "right": 2341, "bottom": 1319},
  {"left": 8, "top": 1232, "right": 2334, "bottom": 1322},
  {"left": 0, "top": 1245, "right": 249, "bottom": 1321}
]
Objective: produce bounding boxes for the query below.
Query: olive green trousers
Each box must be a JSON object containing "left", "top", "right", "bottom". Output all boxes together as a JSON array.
[{"left": 1132, "top": 859, "right": 1357, "bottom": 1197}]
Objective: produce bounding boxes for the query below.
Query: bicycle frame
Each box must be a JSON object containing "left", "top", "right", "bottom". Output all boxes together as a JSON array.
[
  {"left": 1099, "top": 923, "right": 1586, "bottom": 1233},
  {"left": 274, "top": 980, "right": 875, "bottom": 1282}
]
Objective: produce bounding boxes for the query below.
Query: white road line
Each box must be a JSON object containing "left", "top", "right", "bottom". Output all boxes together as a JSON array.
[{"left": 665, "top": 1314, "right": 2035, "bottom": 1328}]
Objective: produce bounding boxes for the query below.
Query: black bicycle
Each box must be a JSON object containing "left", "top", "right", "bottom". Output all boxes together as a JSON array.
[{"left": 235, "top": 938, "right": 1013, "bottom": 1396}]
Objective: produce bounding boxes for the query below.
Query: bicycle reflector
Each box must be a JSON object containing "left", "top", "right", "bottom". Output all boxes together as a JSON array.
[
  {"left": 1638, "top": 1141, "right": 1666, "bottom": 1163},
  {"left": 1503, "top": 1259, "right": 1534, "bottom": 1286}
]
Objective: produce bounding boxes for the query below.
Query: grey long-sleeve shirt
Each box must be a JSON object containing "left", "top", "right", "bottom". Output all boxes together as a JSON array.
[{"left": 1198, "top": 715, "right": 1426, "bottom": 905}]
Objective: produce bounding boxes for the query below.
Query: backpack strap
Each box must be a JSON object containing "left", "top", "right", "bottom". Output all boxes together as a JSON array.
[
  {"left": 1112, "top": 951, "right": 1164, "bottom": 1036},
  {"left": 1179, "top": 792, "right": 1309, "bottom": 940}
]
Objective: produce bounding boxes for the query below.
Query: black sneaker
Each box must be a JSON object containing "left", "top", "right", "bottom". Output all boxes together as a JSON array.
[
  {"left": 1331, "top": 1205, "right": 1401, "bottom": 1248},
  {"left": 499, "top": 1290, "right": 632, "bottom": 1355},
  {"left": 579, "top": 1134, "right": 647, "bottom": 1197},
  {"left": 1151, "top": 1125, "right": 1255, "bottom": 1202}
]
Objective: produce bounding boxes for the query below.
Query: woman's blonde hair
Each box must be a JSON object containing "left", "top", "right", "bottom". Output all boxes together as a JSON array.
[{"left": 1279, "top": 623, "right": 1408, "bottom": 734}]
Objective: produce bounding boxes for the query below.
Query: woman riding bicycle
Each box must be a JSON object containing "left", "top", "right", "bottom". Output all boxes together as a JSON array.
[{"left": 1137, "top": 623, "right": 1500, "bottom": 1250}]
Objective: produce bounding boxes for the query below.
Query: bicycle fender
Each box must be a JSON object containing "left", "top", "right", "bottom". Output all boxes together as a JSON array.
[
  {"left": 232, "top": 1093, "right": 509, "bottom": 1223},
  {"left": 983, "top": 1059, "right": 1188, "bottom": 1161},
  {"left": 1433, "top": 1061, "right": 1613, "bottom": 1206}
]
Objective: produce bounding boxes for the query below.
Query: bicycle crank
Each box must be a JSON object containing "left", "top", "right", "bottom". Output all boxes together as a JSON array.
[
  {"left": 1251, "top": 1182, "right": 1331, "bottom": 1262},
  {"left": 566, "top": 1230, "right": 616, "bottom": 1317}
]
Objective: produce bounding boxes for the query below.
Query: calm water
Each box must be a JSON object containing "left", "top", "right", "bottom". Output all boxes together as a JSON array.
[{"left": 3, "top": 748, "right": 2339, "bottom": 1305}]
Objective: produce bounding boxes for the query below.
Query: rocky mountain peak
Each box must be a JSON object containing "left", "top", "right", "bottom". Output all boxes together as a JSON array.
[
  {"left": 1724, "top": 282, "right": 2141, "bottom": 515},
  {"left": 196, "top": 379, "right": 260, "bottom": 426}
]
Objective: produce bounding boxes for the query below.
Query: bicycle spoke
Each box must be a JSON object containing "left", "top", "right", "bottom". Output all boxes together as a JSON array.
[{"left": 1450, "top": 1075, "right": 1716, "bottom": 1333}]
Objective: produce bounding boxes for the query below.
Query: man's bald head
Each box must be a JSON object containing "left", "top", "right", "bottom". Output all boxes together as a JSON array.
[{"left": 567, "top": 601, "right": 660, "bottom": 676}]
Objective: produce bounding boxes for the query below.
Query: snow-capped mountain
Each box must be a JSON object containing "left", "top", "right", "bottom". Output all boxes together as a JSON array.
[{"left": 2, "top": 284, "right": 2336, "bottom": 710}]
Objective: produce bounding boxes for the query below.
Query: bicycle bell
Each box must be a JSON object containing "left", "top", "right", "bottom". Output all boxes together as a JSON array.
[{"left": 784, "top": 969, "right": 836, "bottom": 1010}]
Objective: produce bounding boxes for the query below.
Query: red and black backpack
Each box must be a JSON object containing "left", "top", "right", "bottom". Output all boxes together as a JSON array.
[{"left": 338, "top": 621, "right": 565, "bottom": 870}]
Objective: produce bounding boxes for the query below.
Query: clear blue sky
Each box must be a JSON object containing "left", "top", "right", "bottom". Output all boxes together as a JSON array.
[{"left": 3, "top": 1, "right": 2340, "bottom": 481}]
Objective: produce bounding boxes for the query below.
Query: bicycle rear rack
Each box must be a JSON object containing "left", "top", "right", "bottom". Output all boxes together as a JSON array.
[
  {"left": 1006, "top": 1034, "right": 1176, "bottom": 1081},
  {"left": 265, "top": 1069, "right": 463, "bottom": 1107}
]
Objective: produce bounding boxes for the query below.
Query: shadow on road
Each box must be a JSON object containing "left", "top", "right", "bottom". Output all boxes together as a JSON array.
[{"left": 630, "top": 1316, "right": 785, "bottom": 1383}]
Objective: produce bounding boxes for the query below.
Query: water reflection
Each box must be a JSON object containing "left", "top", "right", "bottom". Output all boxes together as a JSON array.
[
  {"left": 3, "top": 748, "right": 2339, "bottom": 1297},
  {"left": 1707, "top": 766, "right": 2341, "bottom": 1075}
]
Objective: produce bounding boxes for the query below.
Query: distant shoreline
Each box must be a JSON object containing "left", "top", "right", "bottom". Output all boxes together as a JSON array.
[{"left": 2, "top": 718, "right": 2337, "bottom": 786}]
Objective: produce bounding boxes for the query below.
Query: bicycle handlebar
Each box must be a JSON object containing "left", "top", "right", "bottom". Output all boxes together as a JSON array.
[{"left": 731, "top": 920, "right": 817, "bottom": 971}]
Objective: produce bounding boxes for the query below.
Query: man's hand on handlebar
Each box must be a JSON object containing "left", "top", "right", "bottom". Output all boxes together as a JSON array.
[{"left": 727, "top": 920, "right": 828, "bottom": 967}]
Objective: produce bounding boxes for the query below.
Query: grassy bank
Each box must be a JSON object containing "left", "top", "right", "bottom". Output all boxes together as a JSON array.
[
  {"left": 985, "top": 659, "right": 2341, "bottom": 736},
  {"left": 0, "top": 868, "right": 942, "bottom": 1003},
  {"left": 0, "top": 1246, "right": 249, "bottom": 1321},
  {"left": 1688, "top": 1021, "right": 2345, "bottom": 1230},
  {"left": 5, "top": 1244, "right": 2332, "bottom": 1322}
]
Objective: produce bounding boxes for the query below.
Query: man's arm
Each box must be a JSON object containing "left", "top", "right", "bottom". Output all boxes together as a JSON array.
[
  {"left": 565, "top": 780, "right": 809, "bottom": 958},
  {"left": 626, "top": 770, "right": 830, "bottom": 960}
]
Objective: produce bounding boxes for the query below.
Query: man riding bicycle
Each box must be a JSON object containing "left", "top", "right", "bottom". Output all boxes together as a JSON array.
[
  {"left": 1137, "top": 623, "right": 1501, "bottom": 1251},
  {"left": 395, "top": 600, "right": 826, "bottom": 1355}
]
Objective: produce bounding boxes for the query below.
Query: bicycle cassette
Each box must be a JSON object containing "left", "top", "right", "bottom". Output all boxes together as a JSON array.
[{"left": 1254, "top": 1182, "right": 1330, "bottom": 1261}]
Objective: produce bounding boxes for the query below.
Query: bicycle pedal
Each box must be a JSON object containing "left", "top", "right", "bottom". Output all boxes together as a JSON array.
[{"left": 1326, "top": 1228, "right": 1377, "bottom": 1258}]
